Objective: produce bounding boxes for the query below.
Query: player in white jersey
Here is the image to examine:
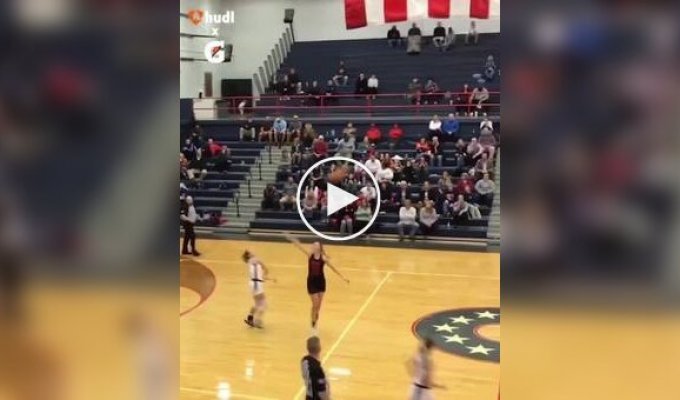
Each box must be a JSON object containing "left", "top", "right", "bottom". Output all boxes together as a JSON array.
[
  {"left": 242, "top": 250, "right": 275, "bottom": 328},
  {"left": 406, "top": 337, "right": 446, "bottom": 400}
]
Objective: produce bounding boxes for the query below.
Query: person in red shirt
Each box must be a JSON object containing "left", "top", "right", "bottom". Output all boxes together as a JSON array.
[
  {"left": 312, "top": 135, "right": 329, "bottom": 161},
  {"left": 365, "top": 123, "right": 382, "bottom": 144},
  {"left": 388, "top": 123, "right": 404, "bottom": 147},
  {"left": 415, "top": 137, "right": 432, "bottom": 163},
  {"left": 456, "top": 172, "right": 475, "bottom": 198},
  {"left": 205, "top": 138, "right": 222, "bottom": 158}
]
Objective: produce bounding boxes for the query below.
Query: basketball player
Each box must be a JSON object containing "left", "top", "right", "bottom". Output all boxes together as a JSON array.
[
  {"left": 242, "top": 250, "right": 275, "bottom": 328},
  {"left": 406, "top": 337, "right": 446, "bottom": 400},
  {"left": 285, "top": 233, "right": 349, "bottom": 331},
  {"left": 301, "top": 336, "right": 329, "bottom": 400}
]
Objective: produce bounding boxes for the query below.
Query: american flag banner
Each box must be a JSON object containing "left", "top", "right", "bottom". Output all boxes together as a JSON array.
[{"left": 345, "top": 0, "right": 500, "bottom": 29}]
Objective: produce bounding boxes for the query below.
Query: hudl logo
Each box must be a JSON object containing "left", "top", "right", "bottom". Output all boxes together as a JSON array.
[{"left": 187, "top": 9, "right": 235, "bottom": 26}]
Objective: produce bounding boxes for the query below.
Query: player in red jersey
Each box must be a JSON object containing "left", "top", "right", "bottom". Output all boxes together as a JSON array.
[{"left": 285, "top": 233, "right": 349, "bottom": 332}]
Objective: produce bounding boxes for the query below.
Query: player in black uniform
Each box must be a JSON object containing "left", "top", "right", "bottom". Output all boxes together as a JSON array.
[
  {"left": 285, "top": 233, "right": 349, "bottom": 331},
  {"left": 301, "top": 336, "right": 329, "bottom": 400}
]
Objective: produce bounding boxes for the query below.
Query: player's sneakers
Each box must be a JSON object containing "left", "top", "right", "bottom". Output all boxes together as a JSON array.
[{"left": 244, "top": 318, "right": 255, "bottom": 328}]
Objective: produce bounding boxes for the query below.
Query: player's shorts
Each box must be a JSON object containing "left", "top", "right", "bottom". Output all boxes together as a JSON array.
[
  {"left": 409, "top": 383, "right": 433, "bottom": 400},
  {"left": 249, "top": 279, "right": 265, "bottom": 296},
  {"left": 306, "top": 276, "right": 326, "bottom": 295}
]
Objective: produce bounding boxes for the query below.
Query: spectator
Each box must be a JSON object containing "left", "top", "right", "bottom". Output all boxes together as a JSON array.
[
  {"left": 212, "top": 146, "right": 232, "bottom": 173},
  {"left": 454, "top": 83, "right": 472, "bottom": 113},
  {"left": 388, "top": 123, "right": 404, "bottom": 147},
  {"left": 469, "top": 81, "right": 490, "bottom": 114},
  {"left": 407, "top": 78, "right": 422, "bottom": 104},
  {"left": 484, "top": 55, "right": 497, "bottom": 81},
  {"left": 188, "top": 149, "right": 208, "bottom": 182},
  {"left": 402, "top": 159, "right": 416, "bottom": 183},
  {"left": 182, "top": 138, "right": 197, "bottom": 161},
  {"left": 180, "top": 153, "right": 190, "bottom": 180},
  {"left": 205, "top": 138, "right": 222, "bottom": 158},
  {"left": 307, "top": 80, "right": 322, "bottom": 106},
  {"left": 428, "top": 115, "right": 442, "bottom": 138},
  {"left": 239, "top": 119, "right": 256, "bottom": 141},
  {"left": 360, "top": 182, "right": 378, "bottom": 210},
  {"left": 302, "top": 189, "right": 318, "bottom": 219},
  {"left": 419, "top": 200, "right": 439, "bottom": 237},
  {"left": 418, "top": 181, "right": 439, "bottom": 206},
  {"left": 467, "top": 137, "right": 484, "bottom": 160},
  {"left": 479, "top": 127, "right": 497, "bottom": 159},
  {"left": 332, "top": 61, "right": 349, "bottom": 86},
  {"left": 431, "top": 136, "right": 442, "bottom": 165},
  {"left": 364, "top": 154, "right": 382, "bottom": 176},
  {"left": 190, "top": 128, "right": 204, "bottom": 148},
  {"left": 474, "top": 173, "right": 495, "bottom": 207},
  {"left": 438, "top": 170, "right": 455, "bottom": 193},
  {"left": 387, "top": 25, "right": 402, "bottom": 47},
  {"left": 394, "top": 180, "right": 412, "bottom": 205},
  {"left": 343, "top": 122, "right": 357, "bottom": 138},
  {"left": 355, "top": 73, "right": 368, "bottom": 96},
  {"left": 423, "top": 79, "right": 441, "bottom": 104},
  {"left": 338, "top": 203, "right": 356, "bottom": 235},
  {"left": 480, "top": 116, "right": 494, "bottom": 133},
  {"left": 397, "top": 199, "right": 418, "bottom": 240},
  {"left": 279, "top": 176, "right": 298, "bottom": 210},
  {"left": 376, "top": 160, "right": 394, "bottom": 183},
  {"left": 312, "top": 135, "right": 329, "bottom": 161},
  {"left": 287, "top": 68, "right": 300, "bottom": 85},
  {"left": 335, "top": 133, "right": 355, "bottom": 158},
  {"left": 415, "top": 137, "right": 432, "bottom": 162},
  {"left": 261, "top": 184, "right": 280, "bottom": 210},
  {"left": 367, "top": 74, "right": 379, "bottom": 99},
  {"left": 432, "top": 22, "right": 446, "bottom": 50},
  {"left": 456, "top": 172, "right": 475, "bottom": 198},
  {"left": 465, "top": 20, "right": 479, "bottom": 45},
  {"left": 289, "top": 115, "right": 302, "bottom": 140},
  {"left": 355, "top": 199, "right": 373, "bottom": 233},
  {"left": 442, "top": 113, "right": 460, "bottom": 141},
  {"left": 291, "top": 138, "right": 303, "bottom": 166},
  {"left": 445, "top": 27, "right": 456, "bottom": 49},
  {"left": 407, "top": 23, "right": 422, "bottom": 54},
  {"left": 276, "top": 75, "right": 291, "bottom": 99},
  {"left": 259, "top": 117, "right": 273, "bottom": 142},
  {"left": 474, "top": 152, "right": 494, "bottom": 177},
  {"left": 413, "top": 157, "right": 430, "bottom": 183},
  {"left": 273, "top": 117, "right": 288, "bottom": 146},
  {"left": 323, "top": 80, "right": 338, "bottom": 106},
  {"left": 301, "top": 122, "right": 317, "bottom": 148},
  {"left": 365, "top": 123, "right": 382, "bottom": 144}
]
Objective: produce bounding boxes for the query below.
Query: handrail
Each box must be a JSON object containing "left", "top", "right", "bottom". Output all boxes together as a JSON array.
[
  {"left": 247, "top": 178, "right": 252, "bottom": 198},
  {"left": 258, "top": 162, "right": 262, "bottom": 181},
  {"left": 268, "top": 145, "right": 272, "bottom": 164},
  {"left": 192, "top": 90, "right": 500, "bottom": 102}
]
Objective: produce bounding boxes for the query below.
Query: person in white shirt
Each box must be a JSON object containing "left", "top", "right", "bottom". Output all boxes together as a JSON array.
[
  {"left": 180, "top": 196, "right": 200, "bottom": 256},
  {"left": 242, "top": 250, "right": 274, "bottom": 328},
  {"left": 428, "top": 115, "right": 442, "bottom": 138},
  {"left": 364, "top": 154, "right": 382, "bottom": 176},
  {"left": 480, "top": 116, "right": 493, "bottom": 133},
  {"left": 407, "top": 337, "right": 446, "bottom": 400},
  {"left": 367, "top": 74, "right": 379, "bottom": 99},
  {"left": 465, "top": 20, "right": 478, "bottom": 45},
  {"left": 419, "top": 201, "right": 439, "bottom": 238},
  {"left": 376, "top": 164, "right": 394, "bottom": 183},
  {"left": 398, "top": 199, "right": 418, "bottom": 241}
]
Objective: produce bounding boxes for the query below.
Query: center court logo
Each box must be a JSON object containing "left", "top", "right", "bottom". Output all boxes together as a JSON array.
[{"left": 187, "top": 9, "right": 235, "bottom": 26}]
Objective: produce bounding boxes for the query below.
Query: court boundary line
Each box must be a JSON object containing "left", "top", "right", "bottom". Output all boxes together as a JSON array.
[
  {"left": 196, "top": 259, "right": 499, "bottom": 281},
  {"left": 292, "top": 271, "right": 394, "bottom": 400},
  {"left": 180, "top": 386, "right": 280, "bottom": 400}
]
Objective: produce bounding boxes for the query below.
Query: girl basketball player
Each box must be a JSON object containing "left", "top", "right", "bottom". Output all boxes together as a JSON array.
[
  {"left": 406, "top": 337, "right": 446, "bottom": 400},
  {"left": 284, "top": 233, "right": 349, "bottom": 331},
  {"left": 242, "top": 250, "right": 275, "bottom": 328}
]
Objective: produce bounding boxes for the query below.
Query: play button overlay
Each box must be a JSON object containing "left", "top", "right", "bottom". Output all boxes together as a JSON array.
[
  {"left": 326, "top": 183, "right": 359, "bottom": 216},
  {"left": 296, "top": 156, "right": 381, "bottom": 241}
]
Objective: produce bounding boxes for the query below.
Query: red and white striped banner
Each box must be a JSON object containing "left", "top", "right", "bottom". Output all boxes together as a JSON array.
[{"left": 345, "top": 0, "right": 500, "bottom": 29}]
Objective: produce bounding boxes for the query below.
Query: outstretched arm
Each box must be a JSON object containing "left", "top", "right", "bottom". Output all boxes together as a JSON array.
[
  {"left": 325, "top": 258, "right": 350, "bottom": 284},
  {"left": 284, "top": 232, "right": 310, "bottom": 257}
]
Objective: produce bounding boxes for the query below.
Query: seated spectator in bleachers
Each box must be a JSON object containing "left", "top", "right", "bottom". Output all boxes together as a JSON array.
[
  {"left": 416, "top": 137, "right": 433, "bottom": 162},
  {"left": 365, "top": 123, "right": 382, "bottom": 144},
  {"left": 418, "top": 181, "right": 439, "bottom": 206},
  {"left": 402, "top": 159, "right": 416, "bottom": 183},
  {"left": 473, "top": 152, "right": 494, "bottom": 178},
  {"left": 479, "top": 125, "right": 497, "bottom": 159},
  {"left": 277, "top": 75, "right": 292, "bottom": 99},
  {"left": 407, "top": 78, "right": 422, "bottom": 105},
  {"left": 289, "top": 115, "right": 302, "bottom": 140},
  {"left": 428, "top": 115, "right": 442, "bottom": 138},
  {"left": 419, "top": 200, "right": 439, "bottom": 237},
  {"left": 312, "top": 135, "right": 329, "bottom": 161},
  {"left": 210, "top": 146, "right": 232, "bottom": 173},
  {"left": 484, "top": 55, "right": 497, "bottom": 81},
  {"left": 473, "top": 173, "right": 495, "bottom": 207},
  {"left": 239, "top": 119, "right": 256, "bottom": 141},
  {"left": 423, "top": 79, "right": 441, "bottom": 104},
  {"left": 432, "top": 22, "right": 447, "bottom": 51},
  {"left": 360, "top": 182, "right": 378, "bottom": 210},
  {"left": 332, "top": 61, "right": 349, "bottom": 87},
  {"left": 302, "top": 189, "right": 318, "bottom": 219},
  {"left": 388, "top": 123, "right": 404, "bottom": 147},
  {"left": 413, "top": 156, "right": 430, "bottom": 183},
  {"left": 287, "top": 68, "right": 300, "bottom": 86},
  {"left": 465, "top": 20, "right": 479, "bottom": 45},
  {"left": 323, "top": 80, "right": 338, "bottom": 105},
  {"left": 467, "top": 137, "right": 484, "bottom": 163},
  {"left": 338, "top": 203, "right": 356, "bottom": 235},
  {"left": 438, "top": 170, "right": 455, "bottom": 193},
  {"left": 355, "top": 73, "right": 368, "bottom": 96},
  {"left": 442, "top": 113, "right": 460, "bottom": 141},
  {"left": 364, "top": 153, "right": 382, "bottom": 176},
  {"left": 407, "top": 23, "right": 422, "bottom": 55},
  {"left": 355, "top": 199, "right": 373, "bottom": 233},
  {"left": 445, "top": 27, "right": 456, "bottom": 49},
  {"left": 335, "top": 133, "right": 355, "bottom": 159},
  {"left": 376, "top": 160, "right": 394, "bottom": 184},
  {"left": 291, "top": 138, "right": 304, "bottom": 166},
  {"left": 190, "top": 127, "right": 204, "bottom": 148},
  {"left": 279, "top": 176, "right": 298, "bottom": 211},
  {"left": 205, "top": 138, "right": 222, "bottom": 158},
  {"left": 456, "top": 172, "right": 475, "bottom": 198},
  {"left": 294, "top": 81, "right": 305, "bottom": 96},
  {"left": 259, "top": 117, "right": 273, "bottom": 142},
  {"left": 273, "top": 117, "right": 288, "bottom": 146},
  {"left": 394, "top": 180, "right": 412, "bottom": 205},
  {"left": 469, "top": 81, "right": 490, "bottom": 115},
  {"left": 301, "top": 122, "right": 317, "bottom": 148},
  {"left": 391, "top": 155, "right": 404, "bottom": 181},
  {"left": 480, "top": 115, "right": 494, "bottom": 133},
  {"left": 261, "top": 184, "right": 280, "bottom": 210},
  {"left": 387, "top": 25, "right": 402, "bottom": 47},
  {"left": 398, "top": 199, "right": 419, "bottom": 240},
  {"left": 343, "top": 122, "right": 357, "bottom": 138},
  {"left": 188, "top": 149, "right": 208, "bottom": 183},
  {"left": 454, "top": 138, "right": 468, "bottom": 157},
  {"left": 182, "top": 138, "right": 197, "bottom": 161},
  {"left": 431, "top": 137, "right": 442, "bottom": 165},
  {"left": 307, "top": 81, "right": 322, "bottom": 106},
  {"left": 453, "top": 83, "right": 471, "bottom": 113},
  {"left": 180, "top": 153, "right": 190, "bottom": 180},
  {"left": 367, "top": 74, "right": 379, "bottom": 99}
]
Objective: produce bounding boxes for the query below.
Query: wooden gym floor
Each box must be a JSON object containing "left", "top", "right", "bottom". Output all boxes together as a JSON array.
[{"left": 180, "top": 239, "right": 500, "bottom": 400}]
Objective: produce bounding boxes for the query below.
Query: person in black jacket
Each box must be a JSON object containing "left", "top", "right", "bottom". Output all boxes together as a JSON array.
[
  {"left": 387, "top": 25, "right": 402, "bottom": 47},
  {"left": 354, "top": 73, "right": 368, "bottom": 96},
  {"left": 301, "top": 337, "right": 328, "bottom": 400},
  {"left": 433, "top": 22, "right": 446, "bottom": 51}
]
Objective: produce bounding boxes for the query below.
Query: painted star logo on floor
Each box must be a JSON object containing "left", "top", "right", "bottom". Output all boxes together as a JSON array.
[{"left": 412, "top": 307, "right": 500, "bottom": 363}]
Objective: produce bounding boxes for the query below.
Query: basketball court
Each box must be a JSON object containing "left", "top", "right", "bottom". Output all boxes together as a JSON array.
[{"left": 180, "top": 239, "right": 500, "bottom": 399}]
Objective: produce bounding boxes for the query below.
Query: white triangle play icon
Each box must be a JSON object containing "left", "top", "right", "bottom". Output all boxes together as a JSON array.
[{"left": 326, "top": 183, "right": 359, "bottom": 217}]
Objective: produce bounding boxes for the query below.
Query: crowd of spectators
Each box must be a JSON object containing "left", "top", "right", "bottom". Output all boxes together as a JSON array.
[
  {"left": 387, "top": 20, "right": 479, "bottom": 54},
  {"left": 181, "top": 125, "right": 232, "bottom": 185}
]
